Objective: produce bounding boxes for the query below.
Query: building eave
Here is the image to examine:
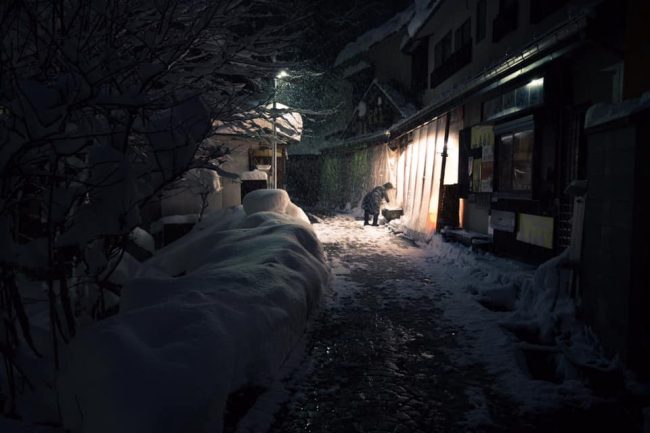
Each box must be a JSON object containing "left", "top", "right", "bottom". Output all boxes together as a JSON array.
[{"left": 390, "top": 13, "right": 590, "bottom": 138}]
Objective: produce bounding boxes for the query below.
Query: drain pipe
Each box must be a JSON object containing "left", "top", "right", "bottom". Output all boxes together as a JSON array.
[{"left": 436, "top": 112, "right": 451, "bottom": 233}]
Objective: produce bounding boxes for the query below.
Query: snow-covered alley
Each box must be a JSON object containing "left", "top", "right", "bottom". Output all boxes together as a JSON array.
[{"left": 233, "top": 214, "right": 642, "bottom": 433}]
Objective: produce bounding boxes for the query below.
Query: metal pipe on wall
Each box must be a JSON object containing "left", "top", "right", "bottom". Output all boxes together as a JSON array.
[{"left": 436, "top": 112, "right": 451, "bottom": 232}]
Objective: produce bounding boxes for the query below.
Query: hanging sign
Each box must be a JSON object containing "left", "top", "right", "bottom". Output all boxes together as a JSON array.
[
  {"left": 471, "top": 125, "right": 495, "bottom": 149},
  {"left": 480, "top": 144, "right": 493, "bottom": 192},
  {"left": 517, "top": 213, "right": 554, "bottom": 249},
  {"left": 471, "top": 125, "right": 494, "bottom": 192}
]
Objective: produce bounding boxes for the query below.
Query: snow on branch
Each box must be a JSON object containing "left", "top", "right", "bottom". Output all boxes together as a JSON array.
[{"left": 0, "top": 0, "right": 311, "bottom": 424}]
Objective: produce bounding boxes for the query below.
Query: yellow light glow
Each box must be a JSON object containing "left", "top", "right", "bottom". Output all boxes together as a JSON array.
[{"left": 459, "top": 198, "right": 465, "bottom": 229}]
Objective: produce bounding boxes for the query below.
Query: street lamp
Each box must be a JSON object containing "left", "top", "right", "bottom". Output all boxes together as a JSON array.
[{"left": 272, "top": 70, "right": 289, "bottom": 189}]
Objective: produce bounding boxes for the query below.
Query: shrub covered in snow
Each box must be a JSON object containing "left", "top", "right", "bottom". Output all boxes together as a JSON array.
[
  {"left": 56, "top": 197, "right": 328, "bottom": 433},
  {"left": 243, "top": 189, "right": 311, "bottom": 225},
  {"left": 0, "top": 0, "right": 312, "bottom": 426}
]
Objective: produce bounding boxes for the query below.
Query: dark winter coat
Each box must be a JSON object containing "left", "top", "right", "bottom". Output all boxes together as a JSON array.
[{"left": 361, "top": 186, "right": 389, "bottom": 215}]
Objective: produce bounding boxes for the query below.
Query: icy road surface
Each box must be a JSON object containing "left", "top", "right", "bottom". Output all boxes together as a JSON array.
[{"left": 234, "top": 214, "right": 641, "bottom": 433}]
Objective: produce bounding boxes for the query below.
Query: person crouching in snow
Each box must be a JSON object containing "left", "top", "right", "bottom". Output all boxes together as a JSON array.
[{"left": 361, "top": 182, "right": 394, "bottom": 226}]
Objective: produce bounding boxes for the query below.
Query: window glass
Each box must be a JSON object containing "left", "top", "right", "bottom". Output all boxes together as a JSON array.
[
  {"left": 462, "top": 18, "right": 471, "bottom": 45},
  {"left": 493, "top": 0, "right": 519, "bottom": 42},
  {"left": 455, "top": 18, "right": 472, "bottom": 49},
  {"left": 512, "top": 130, "right": 533, "bottom": 190},
  {"left": 434, "top": 31, "right": 452, "bottom": 68},
  {"left": 498, "top": 134, "right": 513, "bottom": 191},
  {"left": 411, "top": 38, "right": 429, "bottom": 91},
  {"left": 497, "top": 129, "right": 533, "bottom": 192},
  {"left": 476, "top": 0, "right": 486, "bottom": 42}
]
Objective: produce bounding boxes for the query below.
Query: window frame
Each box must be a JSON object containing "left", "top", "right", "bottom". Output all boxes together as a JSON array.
[
  {"left": 492, "top": 0, "right": 519, "bottom": 43},
  {"left": 411, "top": 37, "right": 430, "bottom": 92},
  {"left": 455, "top": 18, "right": 472, "bottom": 51},
  {"left": 476, "top": 0, "right": 487, "bottom": 42},
  {"left": 494, "top": 116, "right": 535, "bottom": 196},
  {"left": 434, "top": 31, "right": 453, "bottom": 69}
]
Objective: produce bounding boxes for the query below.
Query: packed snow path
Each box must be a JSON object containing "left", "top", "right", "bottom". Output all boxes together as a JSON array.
[
  {"left": 240, "top": 214, "right": 640, "bottom": 433},
  {"left": 269, "top": 216, "right": 498, "bottom": 433}
]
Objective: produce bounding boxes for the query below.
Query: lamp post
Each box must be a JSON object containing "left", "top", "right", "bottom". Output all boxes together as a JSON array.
[{"left": 272, "top": 70, "right": 289, "bottom": 189}]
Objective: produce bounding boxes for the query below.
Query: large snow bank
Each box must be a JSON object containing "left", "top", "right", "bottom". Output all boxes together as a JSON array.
[
  {"left": 406, "top": 235, "right": 604, "bottom": 409},
  {"left": 58, "top": 194, "right": 328, "bottom": 433},
  {"left": 424, "top": 233, "right": 618, "bottom": 389},
  {"left": 502, "top": 250, "right": 617, "bottom": 376},
  {"left": 243, "top": 188, "right": 310, "bottom": 225}
]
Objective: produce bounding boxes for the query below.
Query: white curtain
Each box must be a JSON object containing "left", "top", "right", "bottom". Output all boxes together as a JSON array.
[{"left": 392, "top": 112, "right": 460, "bottom": 238}]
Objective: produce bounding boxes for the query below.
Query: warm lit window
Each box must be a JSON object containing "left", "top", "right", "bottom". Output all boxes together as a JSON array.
[{"left": 496, "top": 129, "right": 533, "bottom": 192}]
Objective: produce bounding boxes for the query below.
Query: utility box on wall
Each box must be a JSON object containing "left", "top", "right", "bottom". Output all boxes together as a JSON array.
[{"left": 582, "top": 105, "right": 650, "bottom": 376}]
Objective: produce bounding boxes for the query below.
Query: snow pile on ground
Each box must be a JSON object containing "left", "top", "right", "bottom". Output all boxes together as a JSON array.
[
  {"left": 419, "top": 234, "right": 619, "bottom": 399},
  {"left": 57, "top": 191, "right": 329, "bottom": 433},
  {"left": 244, "top": 189, "right": 310, "bottom": 225},
  {"left": 364, "top": 216, "right": 614, "bottom": 409},
  {"left": 500, "top": 249, "right": 622, "bottom": 387}
]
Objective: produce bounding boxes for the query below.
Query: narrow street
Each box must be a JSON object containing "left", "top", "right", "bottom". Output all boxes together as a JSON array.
[
  {"left": 266, "top": 214, "right": 508, "bottom": 433},
  {"left": 232, "top": 214, "right": 640, "bottom": 433}
]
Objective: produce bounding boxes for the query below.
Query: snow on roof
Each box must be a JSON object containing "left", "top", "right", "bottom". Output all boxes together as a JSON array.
[
  {"left": 240, "top": 169, "right": 268, "bottom": 181},
  {"left": 390, "top": 14, "right": 590, "bottom": 137},
  {"left": 407, "top": 0, "right": 441, "bottom": 39},
  {"left": 334, "top": 5, "right": 415, "bottom": 67},
  {"left": 214, "top": 103, "right": 303, "bottom": 142},
  {"left": 374, "top": 80, "right": 418, "bottom": 118},
  {"left": 342, "top": 60, "right": 372, "bottom": 78},
  {"left": 311, "top": 80, "right": 416, "bottom": 153},
  {"left": 585, "top": 92, "right": 650, "bottom": 129},
  {"left": 334, "top": 0, "right": 442, "bottom": 67}
]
